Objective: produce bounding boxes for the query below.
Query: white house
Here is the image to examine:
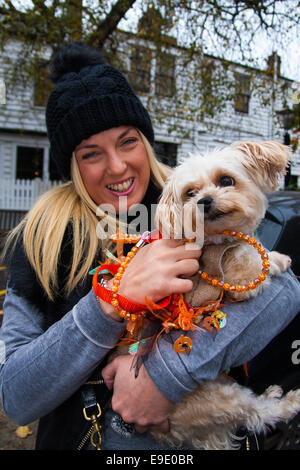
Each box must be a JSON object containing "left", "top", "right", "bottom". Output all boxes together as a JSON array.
[{"left": 0, "top": 32, "right": 299, "bottom": 229}]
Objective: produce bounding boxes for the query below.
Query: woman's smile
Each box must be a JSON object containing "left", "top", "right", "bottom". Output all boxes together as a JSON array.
[{"left": 106, "top": 177, "right": 135, "bottom": 196}]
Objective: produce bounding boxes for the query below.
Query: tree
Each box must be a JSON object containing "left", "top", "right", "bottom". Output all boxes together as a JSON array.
[{"left": 0, "top": 0, "right": 298, "bottom": 126}]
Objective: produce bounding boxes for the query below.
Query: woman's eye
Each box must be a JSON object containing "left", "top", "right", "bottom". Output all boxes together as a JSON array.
[
  {"left": 186, "top": 189, "right": 196, "bottom": 197},
  {"left": 122, "top": 137, "right": 138, "bottom": 146},
  {"left": 219, "top": 176, "right": 235, "bottom": 187},
  {"left": 82, "top": 152, "right": 98, "bottom": 160}
]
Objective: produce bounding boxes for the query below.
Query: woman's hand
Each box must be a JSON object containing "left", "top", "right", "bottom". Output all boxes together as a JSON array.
[
  {"left": 118, "top": 238, "right": 202, "bottom": 305},
  {"left": 102, "top": 355, "right": 172, "bottom": 433}
]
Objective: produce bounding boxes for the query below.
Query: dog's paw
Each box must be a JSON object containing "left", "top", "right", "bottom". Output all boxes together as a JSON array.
[
  {"left": 264, "top": 385, "right": 283, "bottom": 399},
  {"left": 286, "top": 388, "right": 300, "bottom": 400},
  {"left": 268, "top": 251, "right": 292, "bottom": 276}
]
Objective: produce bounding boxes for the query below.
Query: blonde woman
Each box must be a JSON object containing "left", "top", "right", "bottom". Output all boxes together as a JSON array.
[{"left": 0, "top": 43, "right": 299, "bottom": 451}]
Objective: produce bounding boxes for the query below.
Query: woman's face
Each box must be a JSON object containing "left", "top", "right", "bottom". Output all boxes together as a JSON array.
[{"left": 75, "top": 126, "right": 151, "bottom": 212}]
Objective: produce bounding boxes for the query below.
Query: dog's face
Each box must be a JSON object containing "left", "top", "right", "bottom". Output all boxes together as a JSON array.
[{"left": 156, "top": 141, "right": 291, "bottom": 240}]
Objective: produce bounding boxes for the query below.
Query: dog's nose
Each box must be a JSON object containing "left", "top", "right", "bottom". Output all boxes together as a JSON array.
[{"left": 197, "top": 196, "right": 213, "bottom": 213}]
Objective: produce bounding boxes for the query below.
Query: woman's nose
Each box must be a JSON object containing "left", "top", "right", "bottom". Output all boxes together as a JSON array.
[{"left": 107, "top": 153, "right": 127, "bottom": 175}]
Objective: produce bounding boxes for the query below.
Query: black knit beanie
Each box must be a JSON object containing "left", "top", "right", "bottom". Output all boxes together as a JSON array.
[{"left": 46, "top": 42, "right": 154, "bottom": 180}]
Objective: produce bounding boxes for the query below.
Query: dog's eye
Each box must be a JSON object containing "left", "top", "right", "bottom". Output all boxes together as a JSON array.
[
  {"left": 219, "top": 176, "right": 235, "bottom": 187},
  {"left": 186, "top": 189, "right": 197, "bottom": 198}
]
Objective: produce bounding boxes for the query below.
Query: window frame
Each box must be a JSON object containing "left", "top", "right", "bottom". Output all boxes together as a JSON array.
[
  {"left": 13, "top": 140, "right": 50, "bottom": 181},
  {"left": 234, "top": 72, "right": 251, "bottom": 114},
  {"left": 129, "top": 46, "right": 153, "bottom": 94},
  {"left": 155, "top": 52, "right": 176, "bottom": 98}
]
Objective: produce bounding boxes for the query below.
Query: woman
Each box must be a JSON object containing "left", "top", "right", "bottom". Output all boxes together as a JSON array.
[{"left": 0, "top": 43, "right": 299, "bottom": 450}]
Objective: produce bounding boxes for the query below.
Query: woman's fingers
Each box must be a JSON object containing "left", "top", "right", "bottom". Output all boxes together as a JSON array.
[
  {"left": 170, "top": 246, "right": 202, "bottom": 265},
  {"left": 172, "top": 258, "right": 200, "bottom": 278},
  {"left": 171, "top": 277, "right": 194, "bottom": 294},
  {"left": 154, "top": 419, "right": 170, "bottom": 433},
  {"left": 161, "top": 239, "right": 202, "bottom": 261},
  {"left": 134, "top": 424, "right": 149, "bottom": 433},
  {"left": 134, "top": 419, "right": 170, "bottom": 434},
  {"left": 102, "top": 358, "right": 118, "bottom": 390}
]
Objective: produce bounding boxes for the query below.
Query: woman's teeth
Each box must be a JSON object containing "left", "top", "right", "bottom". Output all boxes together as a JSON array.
[{"left": 107, "top": 178, "right": 133, "bottom": 192}]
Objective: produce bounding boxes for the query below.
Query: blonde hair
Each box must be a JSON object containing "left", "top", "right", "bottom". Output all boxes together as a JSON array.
[{"left": 2, "top": 132, "right": 171, "bottom": 300}]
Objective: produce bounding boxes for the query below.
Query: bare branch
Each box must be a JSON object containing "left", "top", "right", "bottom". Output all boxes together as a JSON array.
[{"left": 87, "top": 0, "right": 137, "bottom": 47}]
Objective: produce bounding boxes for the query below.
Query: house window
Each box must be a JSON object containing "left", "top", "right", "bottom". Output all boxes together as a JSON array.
[
  {"left": 155, "top": 53, "right": 176, "bottom": 97},
  {"left": 154, "top": 141, "right": 177, "bottom": 167},
  {"left": 33, "top": 61, "right": 53, "bottom": 107},
  {"left": 234, "top": 73, "right": 250, "bottom": 114},
  {"left": 16, "top": 146, "right": 44, "bottom": 179},
  {"left": 130, "top": 46, "right": 152, "bottom": 94}
]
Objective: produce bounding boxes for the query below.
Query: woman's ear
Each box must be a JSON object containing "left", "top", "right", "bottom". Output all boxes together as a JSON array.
[{"left": 231, "top": 141, "right": 292, "bottom": 192}]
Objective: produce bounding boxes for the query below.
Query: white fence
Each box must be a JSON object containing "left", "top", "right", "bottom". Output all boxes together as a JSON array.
[{"left": 0, "top": 179, "right": 61, "bottom": 210}]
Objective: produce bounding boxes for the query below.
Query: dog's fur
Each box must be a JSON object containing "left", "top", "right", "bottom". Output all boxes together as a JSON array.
[{"left": 147, "top": 141, "right": 300, "bottom": 450}]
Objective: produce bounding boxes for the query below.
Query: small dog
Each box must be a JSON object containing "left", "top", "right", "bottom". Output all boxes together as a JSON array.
[{"left": 149, "top": 140, "right": 300, "bottom": 450}]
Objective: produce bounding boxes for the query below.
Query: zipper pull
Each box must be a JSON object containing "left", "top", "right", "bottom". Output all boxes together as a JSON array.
[{"left": 83, "top": 403, "right": 102, "bottom": 450}]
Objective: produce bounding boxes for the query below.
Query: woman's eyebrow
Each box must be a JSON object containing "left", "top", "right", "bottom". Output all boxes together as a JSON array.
[
  {"left": 76, "top": 143, "right": 99, "bottom": 151},
  {"left": 118, "top": 127, "right": 135, "bottom": 140}
]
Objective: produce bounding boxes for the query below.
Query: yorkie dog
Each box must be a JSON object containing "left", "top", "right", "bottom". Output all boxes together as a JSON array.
[{"left": 150, "top": 141, "right": 300, "bottom": 450}]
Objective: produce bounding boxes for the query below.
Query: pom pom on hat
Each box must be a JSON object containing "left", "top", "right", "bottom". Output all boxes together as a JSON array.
[
  {"left": 46, "top": 42, "right": 154, "bottom": 180},
  {"left": 49, "top": 42, "right": 106, "bottom": 83}
]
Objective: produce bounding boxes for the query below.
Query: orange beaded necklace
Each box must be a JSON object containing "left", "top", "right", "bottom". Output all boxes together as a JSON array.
[{"left": 198, "top": 230, "right": 270, "bottom": 293}]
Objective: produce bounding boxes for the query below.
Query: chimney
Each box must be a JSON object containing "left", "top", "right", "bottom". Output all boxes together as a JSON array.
[{"left": 267, "top": 52, "right": 281, "bottom": 78}]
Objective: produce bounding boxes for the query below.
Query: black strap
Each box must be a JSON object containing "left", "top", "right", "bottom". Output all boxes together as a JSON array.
[
  {"left": 81, "top": 384, "right": 100, "bottom": 417},
  {"left": 80, "top": 360, "right": 112, "bottom": 417}
]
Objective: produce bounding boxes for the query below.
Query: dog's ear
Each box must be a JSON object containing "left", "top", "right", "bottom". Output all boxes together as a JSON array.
[{"left": 232, "top": 141, "right": 292, "bottom": 192}]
